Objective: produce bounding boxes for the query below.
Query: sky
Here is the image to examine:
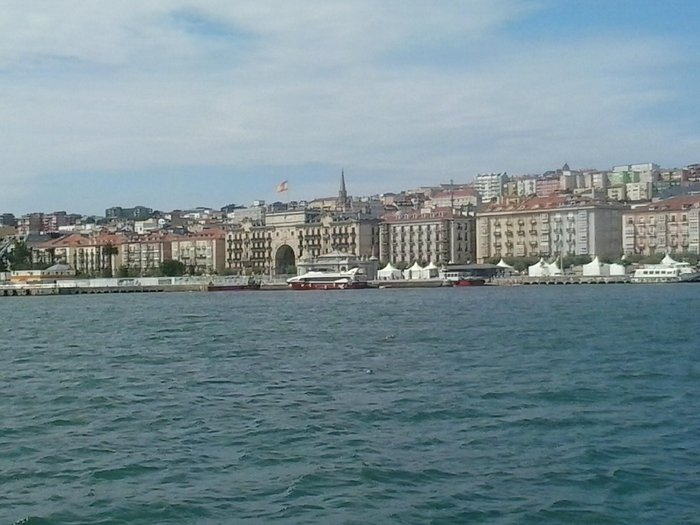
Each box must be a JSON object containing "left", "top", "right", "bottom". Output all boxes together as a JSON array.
[{"left": 1, "top": 0, "right": 699, "bottom": 215}]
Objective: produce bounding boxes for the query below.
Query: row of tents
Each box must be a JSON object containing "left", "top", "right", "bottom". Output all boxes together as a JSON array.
[
  {"left": 377, "top": 259, "right": 515, "bottom": 280},
  {"left": 378, "top": 253, "right": 690, "bottom": 280},
  {"left": 377, "top": 262, "right": 440, "bottom": 280},
  {"left": 528, "top": 256, "right": 627, "bottom": 277}
]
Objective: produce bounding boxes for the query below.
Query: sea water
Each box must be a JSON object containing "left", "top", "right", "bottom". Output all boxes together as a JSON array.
[{"left": 1, "top": 285, "right": 699, "bottom": 524}]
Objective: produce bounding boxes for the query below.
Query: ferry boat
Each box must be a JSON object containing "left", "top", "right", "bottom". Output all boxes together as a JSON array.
[
  {"left": 631, "top": 266, "right": 700, "bottom": 283},
  {"left": 286, "top": 267, "right": 368, "bottom": 290}
]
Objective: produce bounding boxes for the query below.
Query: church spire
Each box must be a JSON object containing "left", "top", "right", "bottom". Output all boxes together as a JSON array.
[{"left": 338, "top": 169, "right": 348, "bottom": 212}]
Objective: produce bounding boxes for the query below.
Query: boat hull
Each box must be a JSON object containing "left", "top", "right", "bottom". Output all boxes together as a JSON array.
[
  {"left": 207, "top": 284, "right": 260, "bottom": 291},
  {"left": 454, "top": 278, "right": 486, "bottom": 286},
  {"left": 289, "top": 281, "right": 368, "bottom": 290}
]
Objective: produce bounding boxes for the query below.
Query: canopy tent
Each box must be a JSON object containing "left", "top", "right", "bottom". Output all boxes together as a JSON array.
[
  {"left": 528, "top": 258, "right": 562, "bottom": 277},
  {"left": 527, "top": 258, "right": 548, "bottom": 277},
  {"left": 582, "top": 256, "right": 609, "bottom": 276},
  {"left": 403, "top": 262, "right": 426, "bottom": 280},
  {"left": 496, "top": 258, "right": 514, "bottom": 269},
  {"left": 661, "top": 253, "right": 679, "bottom": 266},
  {"left": 496, "top": 258, "right": 515, "bottom": 275},
  {"left": 547, "top": 259, "right": 563, "bottom": 276},
  {"left": 609, "top": 263, "right": 626, "bottom": 276},
  {"left": 377, "top": 262, "right": 403, "bottom": 280},
  {"left": 423, "top": 262, "right": 439, "bottom": 278}
]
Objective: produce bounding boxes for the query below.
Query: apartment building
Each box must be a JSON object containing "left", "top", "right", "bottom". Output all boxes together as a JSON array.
[
  {"left": 622, "top": 195, "right": 700, "bottom": 255},
  {"left": 476, "top": 197, "right": 628, "bottom": 262},
  {"left": 474, "top": 173, "right": 507, "bottom": 203},
  {"left": 170, "top": 231, "right": 226, "bottom": 274},
  {"left": 378, "top": 207, "right": 476, "bottom": 266}
]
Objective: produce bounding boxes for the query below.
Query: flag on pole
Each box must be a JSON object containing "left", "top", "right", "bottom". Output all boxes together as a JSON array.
[{"left": 276, "top": 180, "right": 289, "bottom": 193}]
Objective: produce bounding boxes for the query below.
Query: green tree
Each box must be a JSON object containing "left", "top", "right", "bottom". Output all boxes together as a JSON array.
[
  {"left": 8, "top": 241, "right": 33, "bottom": 270},
  {"left": 116, "top": 266, "right": 130, "bottom": 278},
  {"left": 101, "top": 243, "right": 118, "bottom": 277},
  {"left": 160, "top": 259, "right": 186, "bottom": 276}
]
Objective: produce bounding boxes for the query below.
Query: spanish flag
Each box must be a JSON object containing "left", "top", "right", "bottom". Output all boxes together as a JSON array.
[{"left": 276, "top": 180, "right": 289, "bottom": 193}]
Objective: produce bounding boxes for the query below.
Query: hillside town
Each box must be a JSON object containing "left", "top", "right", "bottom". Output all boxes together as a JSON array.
[{"left": 2, "top": 162, "right": 700, "bottom": 280}]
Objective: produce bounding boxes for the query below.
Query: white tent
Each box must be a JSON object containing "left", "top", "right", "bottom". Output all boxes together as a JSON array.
[
  {"left": 496, "top": 258, "right": 515, "bottom": 275},
  {"left": 547, "top": 259, "right": 563, "bottom": 276},
  {"left": 377, "top": 262, "right": 403, "bottom": 280},
  {"left": 582, "top": 256, "right": 610, "bottom": 276},
  {"left": 528, "top": 258, "right": 548, "bottom": 277},
  {"left": 609, "top": 263, "right": 626, "bottom": 276},
  {"left": 424, "top": 262, "right": 439, "bottom": 278},
  {"left": 528, "top": 258, "right": 562, "bottom": 277},
  {"left": 496, "top": 258, "right": 514, "bottom": 269},
  {"left": 661, "top": 253, "right": 679, "bottom": 266},
  {"left": 403, "top": 262, "right": 425, "bottom": 280}
]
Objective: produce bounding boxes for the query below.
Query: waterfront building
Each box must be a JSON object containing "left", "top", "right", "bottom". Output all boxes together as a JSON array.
[
  {"left": 378, "top": 207, "right": 476, "bottom": 266},
  {"left": 170, "top": 231, "right": 226, "bottom": 274},
  {"left": 39, "top": 233, "right": 122, "bottom": 274},
  {"left": 225, "top": 174, "right": 380, "bottom": 275},
  {"left": 9, "top": 264, "right": 76, "bottom": 283},
  {"left": 226, "top": 209, "right": 379, "bottom": 275},
  {"left": 118, "top": 234, "right": 173, "bottom": 274},
  {"left": 476, "top": 196, "right": 627, "bottom": 262},
  {"left": 622, "top": 195, "right": 700, "bottom": 255}
]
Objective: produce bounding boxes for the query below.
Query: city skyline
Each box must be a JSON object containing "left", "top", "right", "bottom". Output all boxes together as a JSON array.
[{"left": 2, "top": 1, "right": 699, "bottom": 214}]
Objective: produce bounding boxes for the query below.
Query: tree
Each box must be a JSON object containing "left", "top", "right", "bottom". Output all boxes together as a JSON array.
[
  {"left": 7, "top": 241, "right": 33, "bottom": 270},
  {"left": 160, "top": 259, "right": 186, "bottom": 276},
  {"left": 117, "top": 266, "right": 131, "bottom": 278},
  {"left": 101, "top": 243, "right": 118, "bottom": 277}
]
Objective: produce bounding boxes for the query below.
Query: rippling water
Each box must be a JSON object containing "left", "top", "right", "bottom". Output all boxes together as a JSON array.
[{"left": 2, "top": 285, "right": 699, "bottom": 524}]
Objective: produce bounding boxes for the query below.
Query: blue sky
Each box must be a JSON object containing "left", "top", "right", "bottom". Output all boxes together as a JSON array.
[{"left": 1, "top": 0, "right": 699, "bottom": 215}]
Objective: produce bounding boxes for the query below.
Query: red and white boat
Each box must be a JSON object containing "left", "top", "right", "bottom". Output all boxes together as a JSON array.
[
  {"left": 287, "top": 268, "right": 368, "bottom": 290},
  {"left": 453, "top": 276, "right": 486, "bottom": 286}
]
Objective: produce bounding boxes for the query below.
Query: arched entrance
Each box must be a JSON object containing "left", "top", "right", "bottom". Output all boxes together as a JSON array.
[{"left": 275, "top": 245, "right": 296, "bottom": 275}]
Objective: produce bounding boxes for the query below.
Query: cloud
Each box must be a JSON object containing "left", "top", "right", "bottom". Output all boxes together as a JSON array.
[{"left": 0, "top": 1, "right": 697, "bottom": 212}]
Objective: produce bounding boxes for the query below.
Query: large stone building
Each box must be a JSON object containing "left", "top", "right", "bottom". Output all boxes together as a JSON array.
[
  {"left": 476, "top": 196, "right": 628, "bottom": 262},
  {"left": 225, "top": 209, "right": 379, "bottom": 275},
  {"left": 622, "top": 195, "right": 700, "bottom": 255},
  {"left": 378, "top": 207, "right": 476, "bottom": 266}
]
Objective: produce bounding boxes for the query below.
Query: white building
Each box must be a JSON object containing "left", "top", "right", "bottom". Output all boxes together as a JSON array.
[{"left": 474, "top": 173, "right": 508, "bottom": 203}]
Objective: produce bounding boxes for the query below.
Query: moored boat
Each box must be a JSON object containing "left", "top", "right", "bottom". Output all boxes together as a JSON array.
[
  {"left": 453, "top": 276, "right": 486, "bottom": 286},
  {"left": 207, "top": 277, "right": 261, "bottom": 291},
  {"left": 631, "top": 266, "right": 700, "bottom": 283},
  {"left": 287, "top": 267, "right": 368, "bottom": 290}
]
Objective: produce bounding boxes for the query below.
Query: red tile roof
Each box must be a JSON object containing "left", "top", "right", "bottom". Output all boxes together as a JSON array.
[{"left": 628, "top": 195, "right": 700, "bottom": 213}]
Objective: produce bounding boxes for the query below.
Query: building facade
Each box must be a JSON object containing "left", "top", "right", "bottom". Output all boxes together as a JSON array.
[
  {"left": 476, "top": 197, "right": 628, "bottom": 262},
  {"left": 474, "top": 173, "right": 507, "bottom": 203},
  {"left": 622, "top": 195, "right": 700, "bottom": 255},
  {"left": 225, "top": 209, "right": 380, "bottom": 275},
  {"left": 378, "top": 208, "right": 476, "bottom": 266}
]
